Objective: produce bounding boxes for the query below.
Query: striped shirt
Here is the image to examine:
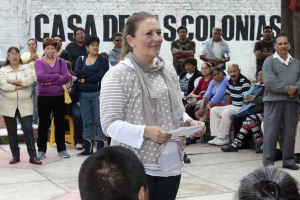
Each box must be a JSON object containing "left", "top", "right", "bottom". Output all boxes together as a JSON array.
[{"left": 226, "top": 74, "right": 251, "bottom": 106}]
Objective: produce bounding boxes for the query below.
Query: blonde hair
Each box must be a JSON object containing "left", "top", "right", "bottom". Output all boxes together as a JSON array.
[{"left": 120, "top": 12, "right": 158, "bottom": 60}]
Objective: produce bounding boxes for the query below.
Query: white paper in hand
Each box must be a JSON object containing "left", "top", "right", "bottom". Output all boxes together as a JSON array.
[{"left": 171, "top": 125, "right": 204, "bottom": 137}]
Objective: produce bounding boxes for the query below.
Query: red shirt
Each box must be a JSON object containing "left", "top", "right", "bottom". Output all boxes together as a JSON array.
[{"left": 193, "top": 77, "right": 213, "bottom": 101}]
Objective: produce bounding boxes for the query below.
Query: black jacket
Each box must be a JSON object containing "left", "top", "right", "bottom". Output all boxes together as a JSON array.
[{"left": 179, "top": 70, "right": 202, "bottom": 95}]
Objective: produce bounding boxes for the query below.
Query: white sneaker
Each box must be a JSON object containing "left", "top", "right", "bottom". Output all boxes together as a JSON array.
[
  {"left": 17, "top": 124, "right": 22, "bottom": 130},
  {"left": 213, "top": 137, "right": 230, "bottom": 146},
  {"left": 32, "top": 124, "right": 38, "bottom": 129},
  {"left": 208, "top": 137, "right": 218, "bottom": 144},
  {"left": 76, "top": 143, "right": 83, "bottom": 150}
]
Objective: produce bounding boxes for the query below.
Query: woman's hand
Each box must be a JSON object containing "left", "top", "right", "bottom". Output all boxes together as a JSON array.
[
  {"left": 189, "top": 120, "right": 206, "bottom": 138},
  {"left": 15, "top": 85, "right": 24, "bottom": 90},
  {"left": 144, "top": 126, "right": 172, "bottom": 144},
  {"left": 197, "top": 106, "right": 206, "bottom": 116},
  {"left": 245, "top": 95, "right": 254, "bottom": 102},
  {"left": 189, "top": 99, "right": 197, "bottom": 107},
  {"left": 78, "top": 79, "right": 85, "bottom": 83},
  {"left": 30, "top": 53, "right": 39, "bottom": 62}
]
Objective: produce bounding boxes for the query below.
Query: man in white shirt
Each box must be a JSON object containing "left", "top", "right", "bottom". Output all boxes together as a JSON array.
[{"left": 200, "top": 27, "right": 230, "bottom": 70}]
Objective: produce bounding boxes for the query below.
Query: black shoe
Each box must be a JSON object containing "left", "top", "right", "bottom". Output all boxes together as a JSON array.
[
  {"left": 97, "top": 140, "right": 104, "bottom": 151},
  {"left": 186, "top": 137, "right": 196, "bottom": 146},
  {"left": 184, "top": 153, "right": 190, "bottom": 164},
  {"left": 237, "top": 142, "right": 250, "bottom": 150},
  {"left": 275, "top": 149, "right": 282, "bottom": 161},
  {"left": 77, "top": 139, "right": 93, "bottom": 157},
  {"left": 295, "top": 155, "right": 300, "bottom": 164},
  {"left": 221, "top": 145, "right": 238, "bottom": 152},
  {"left": 255, "top": 142, "right": 263, "bottom": 154},
  {"left": 283, "top": 164, "right": 299, "bottom": 170}
]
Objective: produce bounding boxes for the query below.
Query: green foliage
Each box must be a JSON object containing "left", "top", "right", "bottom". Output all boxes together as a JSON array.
[{"left": 0, "top": 136, "right": 9, "bottom": 144}]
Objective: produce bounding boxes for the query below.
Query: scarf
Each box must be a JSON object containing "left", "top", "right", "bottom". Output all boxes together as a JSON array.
[{"left": 126, "top": 52, "right": 184, "bottom": 129}]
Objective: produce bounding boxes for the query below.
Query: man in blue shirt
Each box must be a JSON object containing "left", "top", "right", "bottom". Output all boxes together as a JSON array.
[{"left": 108, "top": 32, "right": 123, "bottom": 67}]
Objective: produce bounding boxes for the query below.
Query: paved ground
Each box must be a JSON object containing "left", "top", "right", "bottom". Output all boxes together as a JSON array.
[{"left": 1, "top": 138, "right": 299, "bottom": 200}]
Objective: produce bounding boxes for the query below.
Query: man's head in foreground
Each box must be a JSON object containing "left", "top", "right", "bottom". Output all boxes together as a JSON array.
[{"left": 79, "top": 146, "right": 148, "bottom": 200}]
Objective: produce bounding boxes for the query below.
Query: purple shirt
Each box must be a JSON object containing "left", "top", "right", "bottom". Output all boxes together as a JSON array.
[{"left": 34, "top": 58, "right": 70, "bottom": 96}]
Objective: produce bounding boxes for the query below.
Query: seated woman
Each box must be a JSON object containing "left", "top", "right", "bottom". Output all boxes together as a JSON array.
[
  {"left": 179, "top": 57, "right": 201, "bottom": 98},
  {"left": 221, "top": 69, "right": 264, "bottom": 153},
  {"left": 184, "top": 62, "right": 213, "bottom": 119},
  {"left": 65, "top": 61, "right": 84, "bottom": 150},
  {"left": 196, "top": 66, "right": 228, "bottom": 120}
]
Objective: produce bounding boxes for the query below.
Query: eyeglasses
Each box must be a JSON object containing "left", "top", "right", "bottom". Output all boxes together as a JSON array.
[
  {"left": 115, "top": 40, "right": 122, "bottom": 42},
  {"left": 8, "top": 53, "right": 20, "bottom": 57},
  {"left": 75, "top": 32, "right": 85, "bottom": 37}
]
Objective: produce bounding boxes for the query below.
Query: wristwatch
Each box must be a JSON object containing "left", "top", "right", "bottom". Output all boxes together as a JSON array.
[{"left": 11, "top": 80, "right": 14, "bottom": 85}]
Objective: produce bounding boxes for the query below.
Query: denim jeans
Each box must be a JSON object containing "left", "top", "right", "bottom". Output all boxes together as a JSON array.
[
  {"left": 79, "top": 91, "right": 105, "bottom": 142},
  {"left": 65, "top": 102, "right": 83, "bottom": 144},
  {"left": 31, "top": 81, "right": 38, "bottom": 124}
]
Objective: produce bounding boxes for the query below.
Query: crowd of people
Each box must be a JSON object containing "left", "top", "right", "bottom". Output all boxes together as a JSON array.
[{"left": 1, "top": 10, "right": 300, "bottom": 199}]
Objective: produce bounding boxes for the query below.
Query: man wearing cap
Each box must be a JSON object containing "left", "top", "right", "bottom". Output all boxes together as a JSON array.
[
  {"left": 254, "top": 26, "right": 275, "bottom": 75},
  {"left": 200, "top": 27, "right": 230, "bottom": 70}
]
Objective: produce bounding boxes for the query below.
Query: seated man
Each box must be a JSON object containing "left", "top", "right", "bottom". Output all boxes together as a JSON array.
[
  {"left": 79, "top": 146, "right": 148, "bottom": 200},
  {"left": 208, "top": 64, "right": 251, "bottom": 146},
  {"left": 222, "top": 69, "right": 264, "bottom": 153},
  {"left": 236, "top": 167, "right": 300, "bottom": 200}
]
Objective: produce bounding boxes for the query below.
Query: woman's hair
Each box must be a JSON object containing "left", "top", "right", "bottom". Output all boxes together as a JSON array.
[
  {"left": 184, "top": 57, "right": 197, "bottom": 67},
  {"left": 212, "top": 66, "right": 226, "bottom": 76},
  {"left": 85, "top": 35, "right": 100, "bottom": 46},
  {"left": 236, "top": 167, "right": 300, "bottom": 200},
  {"left": 27, "top": 38, "right": 37, "bottom": 45},
  {"left": 65, "top": 61, "right": 72, "bottom": 71},
  {"left": 42, "top": 37, "right": 57, "bottom": 49},
  {"left": 100, "top": 52, "right": 109, "bottom": 58},
  {"left": 120, "top": 12, "right": 158, "bottom": 60},
  {"left": 202, "top": 62, "right": 212, "bottom": 70},
  {"left": 5, "top": 46, "right": 23, "bottom": 66}
]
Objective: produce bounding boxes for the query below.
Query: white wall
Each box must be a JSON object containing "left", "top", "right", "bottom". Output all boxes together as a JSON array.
[{"left": 0, "top": 0, "right": 281, "bottom": 80}]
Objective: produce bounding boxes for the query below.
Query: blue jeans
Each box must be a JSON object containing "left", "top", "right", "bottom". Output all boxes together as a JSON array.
[
  {"left": 66, "top": 102, "right": 83, "bottom": 144},
  {"left": 79, "top": 91, "right": 105, "bottom": 142},
  {"left": 31, "top": 81, "right": 38, "bottom": 124}
]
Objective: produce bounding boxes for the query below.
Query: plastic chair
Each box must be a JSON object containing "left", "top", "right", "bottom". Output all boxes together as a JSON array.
[{"left": 49, "top": 115, "right": 75, "bottom": 148}]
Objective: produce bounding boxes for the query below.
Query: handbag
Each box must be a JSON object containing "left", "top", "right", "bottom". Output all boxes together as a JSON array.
[
  {"left": 236, "top": 102, "right": 255, "bottom": 118},
  {"left": 62, "top": 85, "right": 72, "bottom": 104},
  {"left": 69, "top": 79, "right": 79, "bottom": 102}
]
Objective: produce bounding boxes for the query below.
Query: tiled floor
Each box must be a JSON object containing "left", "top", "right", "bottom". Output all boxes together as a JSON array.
[{"left": 0, "top": 141, "right": 299, "bottom": 200}]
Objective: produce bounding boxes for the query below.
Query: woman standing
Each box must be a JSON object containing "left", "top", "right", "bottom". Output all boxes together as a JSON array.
[
  {"left": 35, "top": 38, "right": 70, "bottom": 160},
  {"left": 19, "top": 38, "right": 42, "bottom": 130},
  {"left": 100, "top": 12, "right": 205, "bottom": 200},
  {"left": 0, "top": 47, "right": 41, "bottom": 165},
  {"left": 75, "top": 35, "right": 109, "bottom": 156}
]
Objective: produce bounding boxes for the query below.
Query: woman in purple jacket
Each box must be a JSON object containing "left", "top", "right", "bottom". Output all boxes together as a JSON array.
[{"left": 34, "top": 38, "right": 70, "bottom": 160}]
